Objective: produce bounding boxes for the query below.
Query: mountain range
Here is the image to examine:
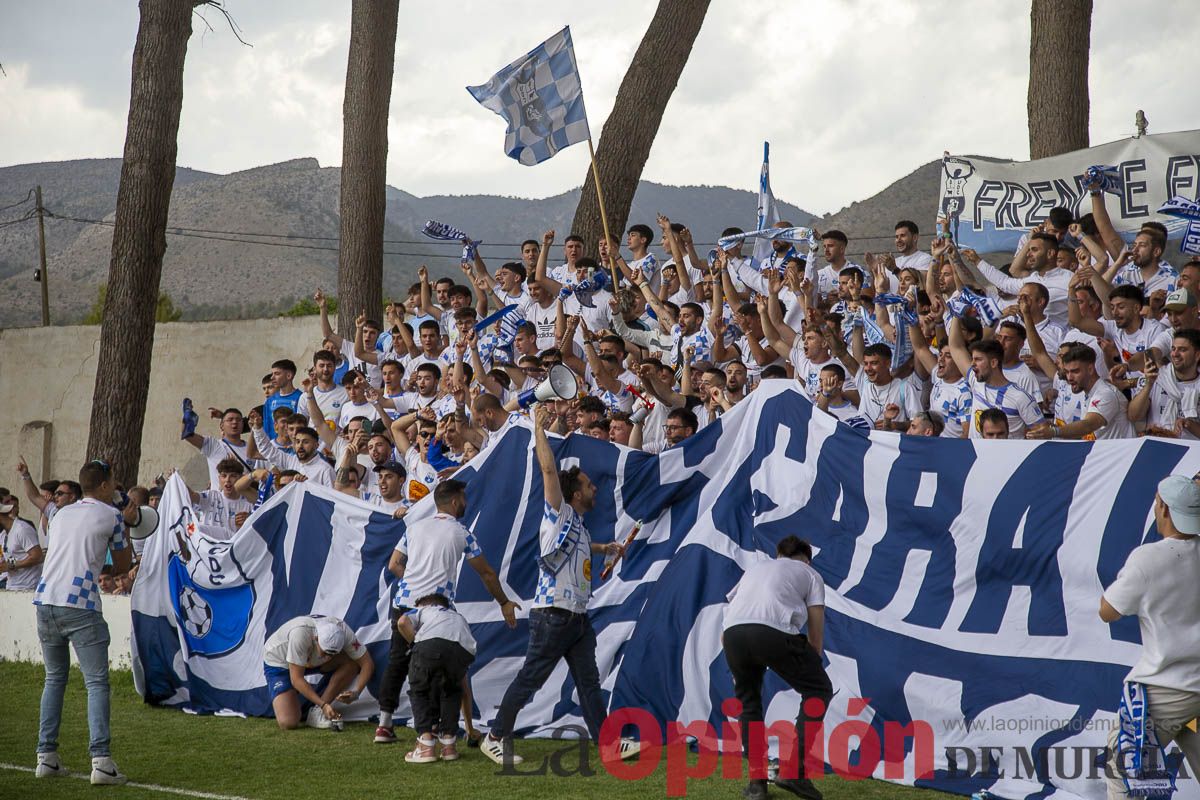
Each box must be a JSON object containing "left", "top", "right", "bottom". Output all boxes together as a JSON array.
[{"left": 0, "top": 156, "right": 944, "bottom": 328}]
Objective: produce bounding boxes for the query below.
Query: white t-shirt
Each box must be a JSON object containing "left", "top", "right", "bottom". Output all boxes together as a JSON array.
[
  {"left": 966, "top": 373, "right": 1044, "bottom": 439},
  {"left": 789, "top": 347, "right": 857, "bottom": 398},
  {"left": 895, "top": 250, "right": 934, "bottom": 272},
  {"left": 339, "top": 339, "right": 382, "bottom": 388},
  {"left": 199, "top": 436, "right": 258, "bottom": 491},
  {"left": 252, "top": 428, "right": 335, "bottom": 486},
  {"left": 1101, "top": 318, "right": 1169, "bottom": 374},
  {"left": 526, "top": 301, "right": 559, "bottom": 351},
  {"left": 393, "top": 512, "right": 482, "bottom": 608},
  {"left": 34, "top": 498, "right": 128, "bottom": 612},
  {"left": 262, "top": 615, "right": 366, "bottom": 669},
  {"left": 194, "top": 491, "right": 252, "bottom": 538},
  {"left": 313, "top": 385, "right": 349, "bottom": 424},
  {"left": 856, "top": 371, "right": 926, "bottom": 424},
  {"left": 1002, "top": 362, "right": 1045, "bottom": 403},
  {"left": 336, "top": 401, "right": 380, "bottom": 431},
  {"left": 1052, "top": 376, "right": 1086, "bottom": 426},
  {"left": 406, "top": 605, "right": 477, "bottom": 655},
  {"left": 403, "top": 447, "right": 440, "bottom": 504},
  {"left": 1104, "top": 537, "right": 1200, "bottom": 693},
  {"left": 1080, "top": 380, "right": 1134, "bottom": 440},
  {"left": 930, "top": 375, "right": 972, "bottom": 438},
  {"left": 1141, "top": 365, "right": 1200, "bottom": 438},
  {"left": 2, "top": 518, "right": 42, "bottom": 590},
  {"left": 724, "top": 558, "right": 825, "bottom": 635},
  {"left": 534, "top": 501, "right": 593, "bottom": 614}
]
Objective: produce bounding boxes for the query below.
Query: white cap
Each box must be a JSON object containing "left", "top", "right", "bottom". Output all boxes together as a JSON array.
[
  {"left": 1158, "top": 475, "right": 1200, "bottom": 535},
  {"left": 315, "top": 618, "right": 348, "bottom": 654},
  {"left": 0, "top": 503, "right": 13, "bottom": 514}
]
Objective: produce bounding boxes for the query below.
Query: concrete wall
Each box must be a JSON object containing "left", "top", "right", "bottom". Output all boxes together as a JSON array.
[
  {"left": 0, "top": 591, "right": 133, "bottom": 668},
  {"left": 0, "top": 317, "right": 320, "bottom": 489}
]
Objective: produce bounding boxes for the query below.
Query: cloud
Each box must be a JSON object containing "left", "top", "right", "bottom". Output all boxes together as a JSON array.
[{"left": 0, "top": 0, "right": 1197, "bottom": 216}]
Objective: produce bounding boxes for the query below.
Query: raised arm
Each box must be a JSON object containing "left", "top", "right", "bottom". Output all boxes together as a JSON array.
[
  {"left": 946, "top": 316, "right": 973, "bottom": 377},
  {"left": 1067, "top": 267, "right": 1106, "bottom": 336},
  {"left": 532, "top": 404, "right": 563, "bottom": 510},
  {"left": 417, "top": 266, "right": 439, "bottom": 319},
  {"left": 315, "top": 288, "right": 341, "bottom": 348},
  {"left": 1019, "top": 296, "right": 1060, "bottom": 380},
  {"left": 907, "top": 318, "right": 937, "bottom": 380},
  {"left": 1087, "top": 180, "right": 1126, "bottom": 258},
  {"left": 15, "top": 457, "right": 50, "bottom": 513},
  {"left": 533, "top": 229, "right": 563, "bottom": 295}
]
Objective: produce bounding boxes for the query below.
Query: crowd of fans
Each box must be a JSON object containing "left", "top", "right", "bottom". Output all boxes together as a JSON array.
[{"left": 3, "top": 182, "right": 1197, "bottom": 588}]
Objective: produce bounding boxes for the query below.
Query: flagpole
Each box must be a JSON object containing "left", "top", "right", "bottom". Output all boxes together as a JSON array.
[{"left": 586, "top": 137, "right": 622, "bottom": 289}]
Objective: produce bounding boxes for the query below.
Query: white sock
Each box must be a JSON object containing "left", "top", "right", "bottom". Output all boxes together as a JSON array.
[{"left": 379, "top": 711, "right": 393, "bottom": 728}]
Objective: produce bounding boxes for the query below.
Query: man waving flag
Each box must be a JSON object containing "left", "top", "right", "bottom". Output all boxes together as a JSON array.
[{"left": 467, "top": 26, "right": 591, "bottom": 166}]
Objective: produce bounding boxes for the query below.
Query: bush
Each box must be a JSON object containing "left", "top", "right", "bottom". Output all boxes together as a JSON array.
[{"left": 83, "top": 284, "right": 183, "bottom": 324}]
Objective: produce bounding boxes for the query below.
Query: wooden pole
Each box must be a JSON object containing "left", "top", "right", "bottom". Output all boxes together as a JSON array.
[
  {"left": 586, "top": 138, "right": 621, "bottom": 289},
  {"left": 35, "top": 185, "right": 49, "bottom": 326}
]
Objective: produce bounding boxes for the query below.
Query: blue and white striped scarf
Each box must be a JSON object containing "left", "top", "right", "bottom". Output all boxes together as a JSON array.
[
  {"left": 1116, "top": 681, "right": 1177, "bottom": 798},
  {"left": 1084, "top": 165, "right": 1122, "bottom": 195},
  {"left": 876, "top": 293, "right": 917, "bottom": 370},
  {"left": 421, "top": 219, "right": 481, "bottom": 262},
  {"left": 474, "top": 303, "right": 523, "bottom": 366},
  {"left": 720, "top": 225, "right": 819, "bottom": 272},
  {"left": 1159, "top": 197, "right": 1200, "bottom": 256},
  {"left": 558, "top": 271, "right": 610, "bottom": 307},
  {"left": 947, "top": 287, "right": 1003, "bottom": 327}
]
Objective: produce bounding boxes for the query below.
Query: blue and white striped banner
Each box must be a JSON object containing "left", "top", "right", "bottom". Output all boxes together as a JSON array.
[{"left": 132, "top": 384, "right": 1200, "bottom": 800}]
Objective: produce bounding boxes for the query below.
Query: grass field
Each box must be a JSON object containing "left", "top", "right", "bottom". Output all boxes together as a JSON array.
[{"left": 0, "top": 662, "right": 942, "bottom": 800}]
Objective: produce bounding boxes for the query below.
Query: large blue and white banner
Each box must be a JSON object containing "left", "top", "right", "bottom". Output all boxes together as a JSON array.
[
  {"left": 939, "top": 129, "right": 1200, "bottom": 253},
  {"left": 132, "top": 383, "right": 1200, "bottom": 800}
]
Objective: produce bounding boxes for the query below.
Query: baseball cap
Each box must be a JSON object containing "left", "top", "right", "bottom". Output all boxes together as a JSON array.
[
  {"left": 1164, "top": 288, "right": 1196, "bottom": 311},
  {"left": 373, "top": 460, "right": 406, "bottom": 476},
  {"left": 315, "top": 618, "right": 348, "bottom": 654},
  {"left": 1158, "top": 475, "right": 1200, "bottom": 535},
  {"left": 0, "top": 503, "right": 13, "bottom": 514}
]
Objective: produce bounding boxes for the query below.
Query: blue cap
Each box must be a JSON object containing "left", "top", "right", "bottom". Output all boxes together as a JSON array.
[{"left": 1158, "top": 475, "right": 1200, "bottom": 535}]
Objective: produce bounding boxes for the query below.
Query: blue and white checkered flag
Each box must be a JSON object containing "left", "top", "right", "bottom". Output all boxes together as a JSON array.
[{"left": 467, "top": 27, "right": 591, "bottom": 166}]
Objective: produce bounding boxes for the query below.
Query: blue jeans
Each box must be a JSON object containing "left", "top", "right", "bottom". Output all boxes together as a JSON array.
[
  {"left": 491, "top": 607, "right": 606, "bottom": 740},
  {"left": 36, "top": 605, "right": 112, "bottom": 757}
]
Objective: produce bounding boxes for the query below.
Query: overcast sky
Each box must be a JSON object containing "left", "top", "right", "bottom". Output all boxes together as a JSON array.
[{"left": 1, "top": 0, "right": 1196, "bottom": 216}]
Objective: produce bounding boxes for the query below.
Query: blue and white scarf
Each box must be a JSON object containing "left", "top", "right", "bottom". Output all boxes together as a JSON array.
[
  {"left": 253, "top": 472, "right": 274, "bottom": 511},
  {"left": 421, "top": 219, "right": 481, "bottom": 262},
  {"left": 474, "top": 303, "right": 523, "bottom": 366},
  {"left": 1115, "top": 681, "right": 1177, "bottom": 798},
  {"left": 1159, "top": 197, "right": 1200, "bottom": 256},
  {"left": 875, "top": 293, "right": 918, "bottom": 370},
  {"left": 1084, "top": 165, "right": 1122, "bottom": 195},
  {"left": 558, "top": 270, "right": 610, "bottom": 307},
  {"left": 947, "top": 287, "right": 1003, "bottom": 327},
  {"left": 717, "top": 226, "right": 818, "bottom": 252}
]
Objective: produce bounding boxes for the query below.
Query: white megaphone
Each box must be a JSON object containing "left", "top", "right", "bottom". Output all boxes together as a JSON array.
[{"left": 517, "top": 363, "right": 578, "bottom": 409}]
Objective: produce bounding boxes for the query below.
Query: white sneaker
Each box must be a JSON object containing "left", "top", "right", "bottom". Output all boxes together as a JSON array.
[
  {"left": 35, "top": 752, "right": 67, "bottom": 778},
  {"left": 618, "top": 737, "right": 642, "bottom": 759},
  {"left": 480, "top": 734, "right": 523, "bottom": 766},
  {"left": 90, "top": 756, "right": 128, "bottom": 786},
  {"left": 306, "top": 706, "right": 335, "bottom": 730}
]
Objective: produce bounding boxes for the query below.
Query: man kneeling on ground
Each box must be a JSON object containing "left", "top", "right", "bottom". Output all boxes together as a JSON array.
[{"left": 262, "top": 614, "right": 375, "bottom": 730}]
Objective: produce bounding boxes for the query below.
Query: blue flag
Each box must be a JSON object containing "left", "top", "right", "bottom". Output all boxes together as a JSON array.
[
  {"left": 467, "top": 26, "right": 591, "bottom": 166},
  {"left": 752, "top": 142, "right": 779, "bottom": 270}
]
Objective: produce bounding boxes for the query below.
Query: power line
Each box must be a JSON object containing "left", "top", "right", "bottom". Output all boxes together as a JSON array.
[
  {"left": 0, "top": 210, "right": 36, "bottom": 229},
  {"left": 41, "top": 207, "right": 916, "bottom": 260},
  {"left": 0, "top": 189, "right": 34, "bottom": 215}
]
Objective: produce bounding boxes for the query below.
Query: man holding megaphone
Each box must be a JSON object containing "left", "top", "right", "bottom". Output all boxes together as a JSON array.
[{"left": 481, "top": 403, "right": 641, "bottom": 767}]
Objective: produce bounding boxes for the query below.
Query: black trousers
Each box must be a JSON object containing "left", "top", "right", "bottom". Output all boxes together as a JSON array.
[
  {"left": 723, "top": 623, "right": 833, "bottom": 775},
  {"left": 408, "top": 639, "right": 474, "bottom": 736},
  {"left": 377, "top": 605, "right": 412, "bottom": 716}
]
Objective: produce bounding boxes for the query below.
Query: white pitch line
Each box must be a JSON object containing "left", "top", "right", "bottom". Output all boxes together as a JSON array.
[{"left": 0, "top": 762, "right": 253, "bottom": 800}]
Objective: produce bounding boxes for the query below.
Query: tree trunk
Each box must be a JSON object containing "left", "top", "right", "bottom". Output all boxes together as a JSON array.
[
  {"left": 1027, "top": 0, "right": 1092, "bottom": 159},
  {"left": 87, "top": 0, "right": 194, "bottom": 486},
  {"left": 571, "top": 0, "right": 710, "bottom": 254},
  {"left": 337, "top": 0, "right": 399, "bottom": 335}
]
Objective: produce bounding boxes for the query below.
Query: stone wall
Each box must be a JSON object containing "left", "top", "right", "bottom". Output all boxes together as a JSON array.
[{"left": 0, "top": 317, "right": 321, "bottom": 489}]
